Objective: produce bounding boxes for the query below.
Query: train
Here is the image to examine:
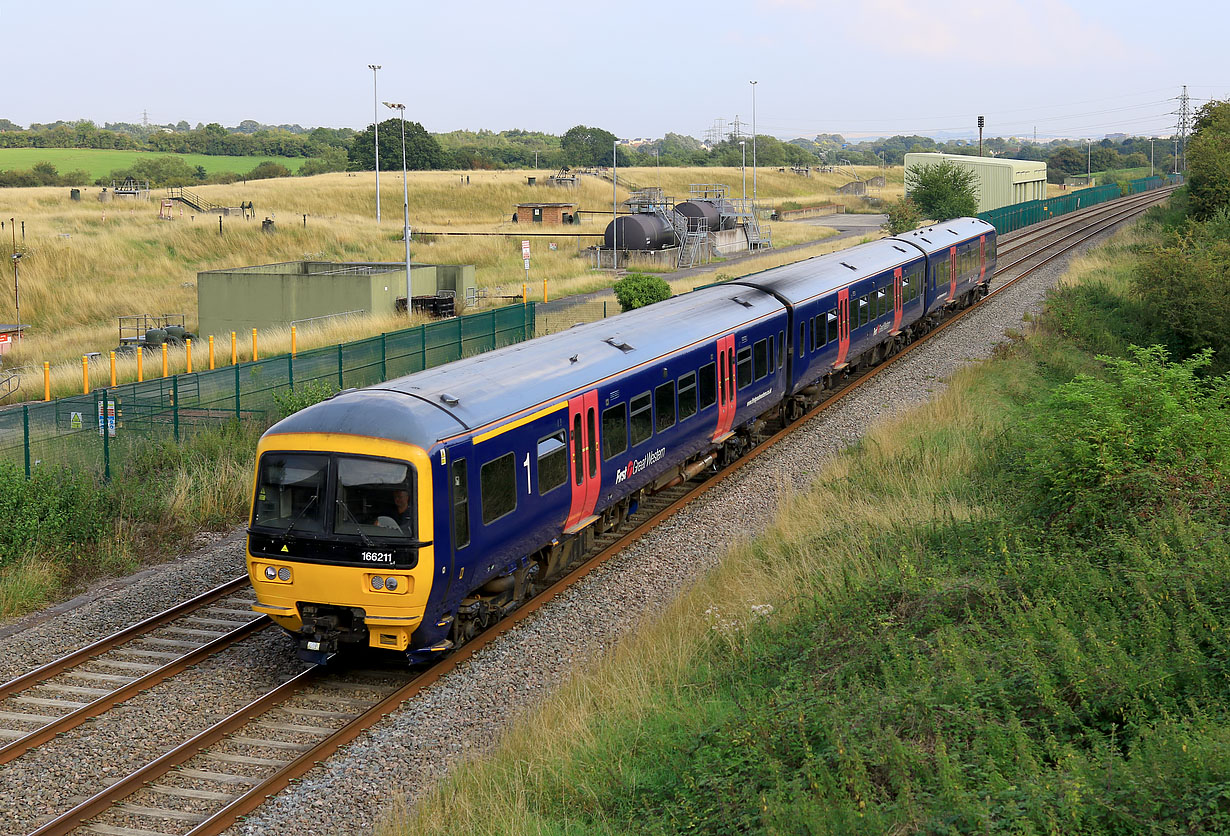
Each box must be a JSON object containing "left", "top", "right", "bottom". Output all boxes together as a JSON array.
[{"left": 246, "top": 217, "right": 997, "bottom": 664}]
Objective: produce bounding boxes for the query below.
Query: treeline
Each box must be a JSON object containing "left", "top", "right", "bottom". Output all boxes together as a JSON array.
[{"left": 0, "top": 119, "right": 354, "bottom": 158}]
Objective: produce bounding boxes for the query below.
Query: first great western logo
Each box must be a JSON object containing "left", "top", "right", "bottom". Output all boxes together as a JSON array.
[{"left": 614, "top": 447, "right": 666, "bottom": 484}]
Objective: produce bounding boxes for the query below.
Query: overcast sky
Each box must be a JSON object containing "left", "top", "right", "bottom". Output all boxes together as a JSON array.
[{"left": 2, "top": 0, "right": 1222, "bottom": 141}]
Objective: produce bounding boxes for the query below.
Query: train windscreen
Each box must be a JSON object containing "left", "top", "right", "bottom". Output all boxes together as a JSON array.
[{"left": 251, "top": 453, "right": 329, "bottom": 534}]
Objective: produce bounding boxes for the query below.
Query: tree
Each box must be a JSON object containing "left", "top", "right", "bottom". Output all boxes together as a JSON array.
[
  {"left": 882, "top": 198, "right": 923, "bottom": 235},
  {"left": 613, "top": 273, "right": 671, "bottom": 312},
  {"left": 1187, "top": 100, "right": 1230, "bottom": 218},
  {"left": 561, "top": 125, "right": 618, "bottom": 167},
  {"left": 348, "top": 118, "right": 445, "bottom": 171},
  {"left": 905, "top": 161, "right": 979, "bottom": 221},
  {"left": 245, "top": 161, "right": 292, "bottom": 180}
]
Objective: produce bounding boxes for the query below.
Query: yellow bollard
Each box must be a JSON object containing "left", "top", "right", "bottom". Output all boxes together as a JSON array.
[
  {"left": 110, "top": 351, "right": 116, "bottom": 387},
  {"left": 291, "top": 326, "right": 297, "bottom": 357},
  {"left": 43, "top": 361, "right": 50, "bottom": 401},
  {"left": 137, "top": 348, "right": 143, "bottom": 382},
  {"left": 209, "top": 335, "right": 215, "bottom": 370},
  {"left": 231, "top": 331, "right": 237, "bottom": 365},
  {"left": 543, "top": 278, "right": 548, "bottom": 303},
  {"left": 522, "top": 283, "right": 527, "bottom": 305},
  {"left": 82, "top": 356, "right": 89, "bottom": 395},
  {"left": 162, "top": 343, "right": 168, "bottom": 377},
  {"left": 252, "top": 328, "right": 258, "bottom": 362},
  {"left": 186, "top": 339, "right": 193, "bottom": 374}
]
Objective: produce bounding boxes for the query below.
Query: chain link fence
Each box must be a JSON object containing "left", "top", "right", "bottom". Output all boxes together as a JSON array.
[{"left": 0, "top": 304, "right": 535, "bottom": 478}]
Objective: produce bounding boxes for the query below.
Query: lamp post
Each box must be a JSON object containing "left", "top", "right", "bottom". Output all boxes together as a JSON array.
[
  {"left": 612, "top": 140, "right": 618, "bottom": 270},
  {"left": 368, "top": 64, "right": 381, "bottom": 224},
  {"left": 384, "top": 102, "right": 411, "bottom": 310},
  {"left": 1150, "top": 139, "right": 1155, "bottom": 177},
  {"left": 10, "top": 251, "right": 20, "bottom": 333},
  {"left": 749, "top": 80, "right": 758, "bottom": 206},
  {"left": 1086, "top": 140, "right": 1091, "bottom": 180},
  {"left": 739, "top": 140, "right": 746, "bottom": 203}
]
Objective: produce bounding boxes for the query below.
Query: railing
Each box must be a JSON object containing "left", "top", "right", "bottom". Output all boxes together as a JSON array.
[{"left": 167, "top": 187, "right": 218, "bottom": 213}]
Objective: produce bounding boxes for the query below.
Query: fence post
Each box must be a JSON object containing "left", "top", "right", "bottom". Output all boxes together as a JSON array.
[
  {"left": 491, "top": 310, "right": 496, "bottom": 351},
  {"left": 380, "top": 333, "right": 387, "bottom": 381},
  {"left": 288, "top": 353, "right": 294, "bottom": 391},
  {"left": 235, "top": 363, "right": 241, "bottom": 420},
  {"left": 23, "top": 404, "right": 30, "bottom": 478},
  {"left": 100, "top": 389, "right": 110, "bottom": 481},
  {"left": 171, "top": 376, "right": 180, "bottom": 443},
  {"left": 337, "top": 343, "right": 344, "bottom": 389}
]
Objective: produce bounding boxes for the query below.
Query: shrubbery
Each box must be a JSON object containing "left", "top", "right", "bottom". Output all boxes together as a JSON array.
[
  {"left": 613, "top": 272, "right": 672, "bottom": 312},
  {"left": 880, "top": 197, "right": 922, "bottom": 235}
]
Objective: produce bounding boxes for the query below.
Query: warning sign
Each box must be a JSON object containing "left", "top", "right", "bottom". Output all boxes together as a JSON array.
[{"left": 70, "top": 412, "right": 82, "bottom": 429}]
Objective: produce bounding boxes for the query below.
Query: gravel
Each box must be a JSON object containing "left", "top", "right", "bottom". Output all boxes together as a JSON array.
[{"left": 0, "top": 222, "right": 1132, "bottom": 836}]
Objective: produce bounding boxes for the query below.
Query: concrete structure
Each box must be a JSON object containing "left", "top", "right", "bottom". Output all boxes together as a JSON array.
[
  {"left": 196, "top": 260, "right": 477, "bottom": 338},
  {"left": 0, "top": 324, "right": 25, "bottom": 357},
  {"left": 904, "top": 153, "right": 1047, "bottom": 213},
  {"left": 514, "top": 202, "right": 577, "bottom": 224}
]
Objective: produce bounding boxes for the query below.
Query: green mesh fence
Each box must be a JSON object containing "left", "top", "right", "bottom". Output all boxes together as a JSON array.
[{"left": 1, "top": 304, "right": 535, "bottom": 478}]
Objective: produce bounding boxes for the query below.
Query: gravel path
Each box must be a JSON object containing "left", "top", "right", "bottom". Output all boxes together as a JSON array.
[{"left": 0, "top": 221, "right": 1130, "bottom": 836}]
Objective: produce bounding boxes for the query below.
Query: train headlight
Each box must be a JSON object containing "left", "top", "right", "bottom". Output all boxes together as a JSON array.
[
  {"left": 385, "top": 576, "right": 398, "bottom": 591},
  {"left": 371, "top": 575, "right": 385, "bottom": 590},
  {"left": 278, "top": 567, "right": 291, "bottom": 582},
  {"left": 264, "top": 566, "right": 277, "bottom": 580}
]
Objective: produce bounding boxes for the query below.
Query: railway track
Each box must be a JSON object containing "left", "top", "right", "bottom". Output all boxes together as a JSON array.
[{"left": 11, "top": 187, "right": 1171, "bottom": 836}]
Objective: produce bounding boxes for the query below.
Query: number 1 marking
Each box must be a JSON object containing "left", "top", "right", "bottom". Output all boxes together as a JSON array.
[{"left": 523, "top": 453, "right": 531, "bottom": 494}]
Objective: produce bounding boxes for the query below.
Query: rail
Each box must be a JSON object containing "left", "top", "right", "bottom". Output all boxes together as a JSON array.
[{"left": 167, "top": 186, "right": 219, "bottom": 214}]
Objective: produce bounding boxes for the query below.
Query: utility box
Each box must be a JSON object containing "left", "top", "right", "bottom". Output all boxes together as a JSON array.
[
  {"left": 196, "top": 260, "right": 476, "bottom": 339},
  {"left": 904, "top": 153, "right": 1047, "bottom": 213}
]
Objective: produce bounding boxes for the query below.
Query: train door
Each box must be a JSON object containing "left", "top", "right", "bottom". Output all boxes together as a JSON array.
[
  {"left": 712, "top": 334, "right": 737, "bottom": 440},
  {"left": 949, "top": 246, "right": 958, "bottom": 300},
  {"left": 440, "top": 448, "right": 470, "bottom": 603},
  {"left": 836, "top": 289, "right": 850, "bottom": 366},
  {"left": 564, "top": 390, "right": 601, "bottom": 532},
  {"left": 892, "top": 266, "right": 903, "bottom": 332},
  {"left": 979, "top": 235, "right": 987, "bottom": 284}
]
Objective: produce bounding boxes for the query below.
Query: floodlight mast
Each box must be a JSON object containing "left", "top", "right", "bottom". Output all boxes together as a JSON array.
[
  {"left": 368, "top": 64, "right": 381, "bottom": 224},
  {"left": 384, "top": 102, "right": 411, "bottom": 310}
]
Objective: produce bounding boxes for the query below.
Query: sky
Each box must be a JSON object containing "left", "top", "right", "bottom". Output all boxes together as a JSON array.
[{"left": 1, "top": 0, "right": 1224, "bottom": 142}]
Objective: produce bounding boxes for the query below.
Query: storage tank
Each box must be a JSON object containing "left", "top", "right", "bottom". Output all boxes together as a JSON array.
[
  {"left": 603, "top": 214, "right": 675, "bottom": 250},
  {"left": 678, "top": 200, "right": 733, "bottom": 232}
]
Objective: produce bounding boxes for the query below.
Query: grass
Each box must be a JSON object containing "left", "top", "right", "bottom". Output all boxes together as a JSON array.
[
  {"left": 0, "top": 148, "right": 309, "bottom": 179},
  {"left": 0, "top": 167, "right": 884, "bottom": 392},
  {"left": 387, "top": 201, "right": 1230, "bottom": 834}
]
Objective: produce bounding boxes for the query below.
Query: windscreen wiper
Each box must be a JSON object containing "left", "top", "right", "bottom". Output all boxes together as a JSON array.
[
  {"left": 336, "top": 498, "right": 375, "bottom": 547},
  {"left": 279, "top": 493, "right": 319, "bottom": 537}
]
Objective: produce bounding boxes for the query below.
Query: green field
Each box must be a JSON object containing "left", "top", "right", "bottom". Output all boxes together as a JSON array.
[{"left": 0, "top": 148, "right": 307, "bottom": 179}]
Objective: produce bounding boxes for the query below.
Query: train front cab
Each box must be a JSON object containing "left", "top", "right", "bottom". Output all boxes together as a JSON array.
[{"left": 246, "top": 431, "right": 436, "bottom": 664}]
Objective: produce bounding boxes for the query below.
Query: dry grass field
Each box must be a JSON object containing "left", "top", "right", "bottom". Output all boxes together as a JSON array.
[{"left": 0, "top": 165, "right": 896, "bottom": 394}]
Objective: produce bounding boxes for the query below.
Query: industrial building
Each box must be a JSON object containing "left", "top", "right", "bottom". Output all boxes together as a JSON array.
[
  {"left": 904, "top": 153, "right": 1047, "bottom": 213},
  {"left": 197, "top": 260, "right": 476, "bottom": 339}
]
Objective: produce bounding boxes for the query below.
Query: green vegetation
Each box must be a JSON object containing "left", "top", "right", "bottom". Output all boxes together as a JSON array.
[
  {"left": 880, "top": 197, "right": 922, "bottom": 235},
  {"left": 393, "top": 189, "right": 1230, "bottom": 835},
  {"left": 0, "top": 148, "right": 308, "bottom": 182},
  {"left": 1186, "top": 99, "right": 1230, "bottom": 218},
  {"left": 613, "top": 272, "right": 672, "bottom": 312},
  {"left": 904, "top": 160, "right": 979, "bottom": 220}
]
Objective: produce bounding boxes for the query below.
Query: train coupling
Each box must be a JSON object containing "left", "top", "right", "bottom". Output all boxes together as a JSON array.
[{"left": 296, "top": 604, "right": 367, "bottom": 665}]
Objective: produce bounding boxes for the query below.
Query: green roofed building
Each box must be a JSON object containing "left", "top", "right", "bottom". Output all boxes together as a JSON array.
[{"left": 196, "top": 260, "right": 476, "bottom": 339}]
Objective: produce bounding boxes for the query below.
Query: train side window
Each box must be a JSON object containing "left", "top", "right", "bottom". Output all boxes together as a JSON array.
[
  {"left": 451, "top": 458, "right": 469, "bottom": 549},
  {"left": 718, "top": 353, "right": 727, "bottom": 403},
  {"left": 858, "top": 296, "right": 869, "bottom": 327},
  {"left": 798, "top": 323, "right": 805, "bottom": 358},
  {"left": 537, "top": 432, "right": 567, "bottom": 495},
  {"left": 753, "top": 339, "right": 768, "bottom": 380},
  {"left": 655, "top": 381, "right": 676, "bottom": 432},
  {"left": 778, "top": 330, "right": 785, "bottom": 368},
  {"left": 480, "top": 452, "right": 516, "bottom": 525},
  {"left": 698, "top": 362, "right": 717, "bottom": 410},
  {"left": 876, "top": 290, "right": 886, "bottom": 318},
  {"left": 808, "top": 316, "right": 816, "bottom": 351},
  {"left": 826, "top": 310, "right": 838, "bottom": 344},
  {"left": 630, "top": 392, "right": 652, "bottom": 446},
  {"left": 587, "top": 408, "right": 597, "bottom": 479},
  {"left": 678, "top": 372, "right": 697, "bottom": 420},
  {"left": 768, "top": 335, "right": 774, "bottom": 371},
  {"left": 848, "top": 297, "right": 857, "bottom": 334},
  {"left": 602, "top": 403, "right": 628, "bottom": 459},
  {"left": 736, "top": 346, "right": 753, "bottom": 388},
  {"left": 573, "top": 414, "right": 583, "bottom": 486}
]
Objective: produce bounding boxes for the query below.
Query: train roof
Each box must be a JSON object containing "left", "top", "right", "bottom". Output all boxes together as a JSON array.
[
  {"left": 265, "top": 283, "right": 785, "bottom": 450},
  {"left": 891, "top": 216, "right": 995, "bottom": 257}
]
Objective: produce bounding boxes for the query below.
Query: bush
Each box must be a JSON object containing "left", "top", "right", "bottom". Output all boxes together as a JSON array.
[
  {"left": 244, "top": 161, "right": 292, "bottom": 181},
  {"left": 881, "top": 197, "right": 922, "bottom": 235},
  {"left": 905, "top": 160, "right": 979, "bottom": 220},
  {"left": 273, "top": 380, "right": 338, "bottom": 418},
  {"left": 613, "top": 272, "right": 671, "bottom": 312}
]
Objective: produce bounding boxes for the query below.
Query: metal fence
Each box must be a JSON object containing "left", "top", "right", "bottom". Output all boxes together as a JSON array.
[
  {"left": 978, "top": 175, "right": 1176, "bottom": 234},
  {"left": 0, "top": 304, "right": 535, "bottom": 478}
]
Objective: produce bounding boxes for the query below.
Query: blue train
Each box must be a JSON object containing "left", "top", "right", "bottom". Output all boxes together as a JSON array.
[{"left": 246, "top": 217, "right": 996, "bottom": 663}]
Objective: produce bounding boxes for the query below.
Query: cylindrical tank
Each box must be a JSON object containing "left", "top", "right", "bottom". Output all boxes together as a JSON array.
[
  {"left": 144, "top": 328, "right": 167, "bottom": 346},
  {"left": 676, "top": 200, "right": 736, "bottom": 232},
  {"left": 603, "top": 214, "right": 674, "bottom": 250}
]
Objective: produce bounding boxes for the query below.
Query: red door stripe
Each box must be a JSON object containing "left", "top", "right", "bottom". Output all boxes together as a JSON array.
[
  {"left": 979, "top": 235, "right": 986, "bottom": 282},
  {"left": 582, "top": 391, "right": 601, "bottom": 520},
  {"left": 949, "top": 247, "right": 957, "bottom": 300},
  {"left": 713, "top": 334, "right": 736, "bottom": 440},
  {"left": 836, "top": 289, "right": 850, "bottom": 366},
  {"left": 892, "top": 267, "right": 903, "bottom": 332}
]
